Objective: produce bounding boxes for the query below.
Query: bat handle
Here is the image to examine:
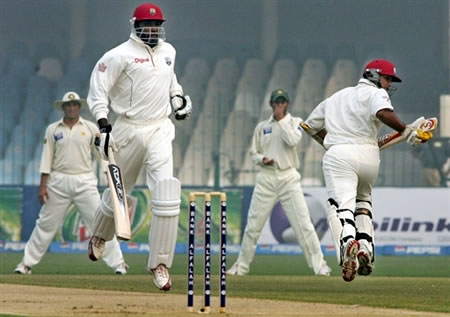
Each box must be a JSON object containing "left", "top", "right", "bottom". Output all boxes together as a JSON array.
[{"left": 107, "top": 146, "right": 117, "bottom": 165}]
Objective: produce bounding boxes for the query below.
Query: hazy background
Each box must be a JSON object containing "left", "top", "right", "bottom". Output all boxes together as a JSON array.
[
  {"left": 1, "top": 0, "right": 448, "bottom": 112},
  {"left": 0, "top": 0, "right": 449, "bottom": 187}
]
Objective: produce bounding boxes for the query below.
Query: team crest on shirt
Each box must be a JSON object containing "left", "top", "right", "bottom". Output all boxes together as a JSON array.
[
  {"left": 165, "top": 57, "right": 172, "bottom": 66},
  {"left": 263, "top": 126, "right": 272, "bottom": 135},
  {"left": 54, "top": 132, "right": 64, "bottom": 141}
]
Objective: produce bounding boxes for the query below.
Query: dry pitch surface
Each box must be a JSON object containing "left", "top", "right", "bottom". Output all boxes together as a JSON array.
[{"left": 2, "top": 283, "right": 448, "bottom": 317}]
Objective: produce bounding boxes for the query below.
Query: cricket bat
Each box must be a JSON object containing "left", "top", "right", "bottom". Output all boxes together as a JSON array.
[
  {"left": 105, "top": 147, "right": 131, "bottom": 241},
  {"left": 378, "top": 117, "right": 438, "bottom": 150}
]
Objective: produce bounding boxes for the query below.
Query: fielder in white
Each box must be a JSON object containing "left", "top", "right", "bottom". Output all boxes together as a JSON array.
[
  {"left": 227, "top": 89, "right": 331, "bottom": 276},
  {"left": 14, "top": 92, "right": 127, "bottom": 275},
  {"left": 86, "top": 3, "right": 192, "bottom": 291},
  {"left": 304, "top": 59, "right": 433, "bottom": 282}
]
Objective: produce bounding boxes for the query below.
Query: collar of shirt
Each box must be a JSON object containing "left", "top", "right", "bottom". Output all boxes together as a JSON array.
[
  {"left": 269, "top": 112, "right": 291, "bottom": 123},
  {"left": 56, "top": 116, "right": 85, "bottom": 127},
  {"left": 129, "top": 33, "right": 162, "bottom": 50},
  {"left": 358, "top": 78, "right": 378, "bottom": 88}
]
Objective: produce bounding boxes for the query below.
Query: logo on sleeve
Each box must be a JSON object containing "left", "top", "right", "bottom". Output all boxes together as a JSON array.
[
  {"left": 98, "top": 63, "right": 107, "bottom": 72},
  {"left": 54, "top": 132, "right": 64, "bottom": 141},
  {"left": 263, "top": 126, "right": 272, "bottom": 135},
  {"left": 165, "top": 57, "right": 172, "bottom": 66}
]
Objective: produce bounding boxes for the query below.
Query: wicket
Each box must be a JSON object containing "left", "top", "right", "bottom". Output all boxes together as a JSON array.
[{"left": 187, "top": 191, "right": 227, "bottom": 314}]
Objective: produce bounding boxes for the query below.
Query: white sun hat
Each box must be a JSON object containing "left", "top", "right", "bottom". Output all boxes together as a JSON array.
[{"left": 53, "top": 91, "right": 87, "bottom": 109}]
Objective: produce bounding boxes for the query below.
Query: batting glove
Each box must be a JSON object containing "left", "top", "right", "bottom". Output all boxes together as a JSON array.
[
  {"left": 171, "top": 95, "right": 192, "bottom": 120},
  {"left": 402, "top": 126, "right": 433, "bottom": 146},
  {"left": 95, "top": 119, "right": 114, "bottom": 160}
]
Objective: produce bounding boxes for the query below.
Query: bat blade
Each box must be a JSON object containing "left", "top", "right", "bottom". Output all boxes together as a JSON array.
[{"left": 106, "top": 163, "right": 131, "bottom": 241}]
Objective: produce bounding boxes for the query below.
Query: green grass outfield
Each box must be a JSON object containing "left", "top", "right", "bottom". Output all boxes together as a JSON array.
[{"left": 1, "top": 253, "right": 449, "bottom": 314}]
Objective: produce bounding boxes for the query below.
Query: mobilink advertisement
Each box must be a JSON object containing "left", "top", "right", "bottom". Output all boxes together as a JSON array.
[
  {"left": 0, "top": 186, "right": 449, "bottom": 255},
  {"left": 258, "top": 187, "right": 450, "bottom": 255}
]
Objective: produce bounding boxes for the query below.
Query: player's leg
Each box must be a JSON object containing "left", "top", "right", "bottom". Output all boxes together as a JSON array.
[
  {"left": 74, "top": 173, "right": 127, "bottom": 273},
  {"left": 322, "top": 146, "right": 360, "bottom": 281},
  {"left": 15, "top": 175, "right": 71, "bottom": 273},
  {"left": 355, "top": 149, "right": 379, "bottom": 276},
  {"left": 89, "top": 134, "right": 143, "bottom": 261},
  {"left": 228, "top": 170, "right": 277, "bottom": 275},
  {"left": 146, "top": 177, "right": 180, "bottom": 291},
  {"left": 355, "top": 199, "right": 375, "bottom": 276},
  {"left": 278, "top": 170, "right": 330, "bottom": 276},
  {"left": 144, "top": 121, "right": 179, "bottom": 290}
]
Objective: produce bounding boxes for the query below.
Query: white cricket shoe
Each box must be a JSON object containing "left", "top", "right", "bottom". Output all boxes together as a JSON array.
[
  {"left": 357, "top": 243, "right": 374, "bottom": 276},
  {"left": 341, "top": 239, "right": 360, "bottom": 282},
  {"left": 114, "top": 262, "right": 129, "bottom": 275},
  {"left": 88, "top": 236, "right": 105, "bottom": 261},
  {"left": 150, "top": 264, "right": 172, "bottom": 291},
  {"left": 317, "top": 263, "right": 331, "bottom": 276},
  {"left": 14, "top": 262, "right": 32, "bottom": 274},
  {"left": 226, "top": 262, "right": 247, "bottom": 276}
]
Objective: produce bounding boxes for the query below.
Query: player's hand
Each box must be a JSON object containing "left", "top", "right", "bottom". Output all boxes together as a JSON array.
[
  {"left": 95, "top": 119, "right": 114, "bottom": 160},
  {"left": 38, "top": 187, "right": 48, "bottom": 205},
  {"left": 171, "top": 95, "right": 192, "bottom": 120},
  {"left": 402, "top": 126, "right": 433, "bottom": 146},
  {"left": 263, "top": 157, "right": 275, "bottom": 166}
]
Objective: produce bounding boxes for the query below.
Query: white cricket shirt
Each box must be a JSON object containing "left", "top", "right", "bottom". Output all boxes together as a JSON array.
[
  {"left": 305, "top": 78, "right": 394, "bottom": 148},
  {"left": 40, "top": 117, "right": 98, "bottom": 174},
  {"left": 250, "top": 113, "right": 303, "bottom": 170},
  {"left": 88, "top": 34, "right": 183, "bottom": 122}
]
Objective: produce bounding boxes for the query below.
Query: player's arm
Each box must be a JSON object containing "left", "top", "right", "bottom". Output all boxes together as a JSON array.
[
  {"left": 38, "top": 125, "right": 54, "bottom": 204},
  {"left": 376, "top": 109, "right": 433, "bottom": 147},
  {"left": 38, "top": 173, "right": 49, "bottom": 205},
  {"left": 170, "top": 73, "right": 192, "bottom": 120},
  {"left": 301, "top": 100, "right": 327, "bottom": 148},
  {"left": 376, "top": 109, "right": 406, "bottom": 132},
  {"left": 250, "top": 123, "right": 267, "bottom": 166},
  {"left": 278, "top": 116, "right": 302, "bottom": 147},
  {"left": 88, "top": 55, "right": 124, "bottom": 159}
]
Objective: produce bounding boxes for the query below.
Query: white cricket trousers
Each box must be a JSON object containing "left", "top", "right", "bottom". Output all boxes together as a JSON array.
[
  {"left": 237, "top": 167, "right": 327, "bottom": 274},
  {"left": 112, "top": 116, "right": 174, "bottom": 192},
  {"left": 111, "top": 117, "right": 178, "bottom": 269},
  {"left": 23, "top": 172, "right": 124, "bottom": 269},
  {"left": 322, "top": 144, "right": 379, "bottom": 254},
  {"left": 322, "top": 144, "right": 379, "bottom": 215}
]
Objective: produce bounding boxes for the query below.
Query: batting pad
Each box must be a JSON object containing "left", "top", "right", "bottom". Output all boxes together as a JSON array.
[
  {"left": 91, "top": 189, "right": 115, "bottom": 241},
  {"left": 147, "top": 178, "right": 181, "bottom": 269},
  {"left": 91, "top": 208, "right": 115, "bottom": 241},
  {"left": 327, "top": 200, "right": 343, "bottom": 263}
]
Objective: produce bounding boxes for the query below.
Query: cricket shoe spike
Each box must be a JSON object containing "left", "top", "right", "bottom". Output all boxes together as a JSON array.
[
  {"left": 341, "top": 239, "right": 360, "bottom": 282},
  {"left": 88, "top": 236, "right": 105, "bottom": 261},
  {"left": 150, "top": 264, "right": 172, "bottom": 291},
  {"left": 14, "top": 262, "right": 32, "bottom": 274},
  {"left": 357, "top": 244, "right": 374, "bottom": 276}
]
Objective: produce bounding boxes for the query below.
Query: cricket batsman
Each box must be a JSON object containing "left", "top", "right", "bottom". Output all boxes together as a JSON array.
[
  {"left": 303, "top": 59, "right": 433, "bottom": 282},
  {"left": 86, "top": 3, "right": 192, "bottom": 291}
]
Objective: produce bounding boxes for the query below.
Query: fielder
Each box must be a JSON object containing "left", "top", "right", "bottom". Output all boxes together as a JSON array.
[
  {"left": 303, "top": 59, "right": 433, "bottom": 282},
  {"left": 227, "top": 89, "right": 331, "bottom": 276},
  {"left": 14, "top": 91, "right": 127, "bottom": 275},
  {"left": 86, "top": 3, "right": 192, "bottom": 291}
]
